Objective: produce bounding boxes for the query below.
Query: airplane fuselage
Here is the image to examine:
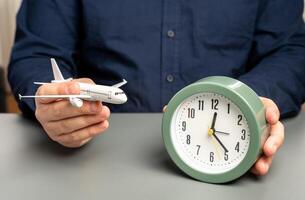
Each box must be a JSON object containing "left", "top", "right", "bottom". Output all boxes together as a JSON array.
[{"left": 78, "top": 83, "right": 127, "bottom": 104}]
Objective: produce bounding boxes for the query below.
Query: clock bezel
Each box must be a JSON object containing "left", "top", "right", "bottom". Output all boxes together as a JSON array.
[{"left": 162, "top": 76, "right": 266, "bottom": 183}]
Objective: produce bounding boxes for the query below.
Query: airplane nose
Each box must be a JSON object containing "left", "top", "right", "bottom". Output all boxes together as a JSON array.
[{"left": 121, "top": 94, "right": 128, "bottom": 103}]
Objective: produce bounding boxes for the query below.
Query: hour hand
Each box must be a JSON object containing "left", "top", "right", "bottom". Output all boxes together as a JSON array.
[
  {"left": 207, "top": 112, "right": 217, "bottom": 136},
  {"left": 210, "top": 112, "right": 217, "bottom": 130}
]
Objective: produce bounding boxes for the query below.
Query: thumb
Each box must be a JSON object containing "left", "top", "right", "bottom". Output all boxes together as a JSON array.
[
  {"left": 36, "top": 81, "right": 80, "bottom": 104},
  {"left": 260, "top": 97, "right": 280, "bottom": 125}
]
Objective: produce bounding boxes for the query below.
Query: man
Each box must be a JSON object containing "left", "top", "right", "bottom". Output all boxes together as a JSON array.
[{"left": 8, "top": 0, "right": 305, "bottom": 176}]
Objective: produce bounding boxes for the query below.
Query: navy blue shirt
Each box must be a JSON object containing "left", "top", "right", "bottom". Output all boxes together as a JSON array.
[{"left": 8, "top": 0, "right": 305, "bottom": 118}]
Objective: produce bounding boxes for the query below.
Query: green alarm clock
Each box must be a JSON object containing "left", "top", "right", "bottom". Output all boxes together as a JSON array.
[{"left": 162, "top": 76, "right": 268, "bottom": 183}]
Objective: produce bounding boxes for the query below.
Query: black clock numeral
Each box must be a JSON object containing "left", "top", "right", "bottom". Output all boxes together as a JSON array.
[
  {"left": 211, "top": 99, "right": 219, "bottom": 110},
  {"left": 196, "top": 145, "right": 201, "bottom": 155},
  {"left": 182, "top": 121, "right": 186, "bottom": 131},
  {"left": 186, "top": 135, "right": 191, "bottom": 144},
  {"left": 227, "top": 103, "right": 230, "bottom": 114},
  {"left": 241, "top": 129, "right": 246, "bottom": 140},
  {"left": 224, "top": 151, "right": 229, "bottom": 161},
  {"left": 188, "top": 108, "right": 195, "bottom": 118},
  {"left": 235, "top": 142, "right": 240, "bottom": 152},
  {"left": 210, "top": 152, "right": 214, "bottom": 162},
  {"left": 198, "top": 100, "right": 204, "bottom": 111},
  {"left": 237, "top": 115, "right": 243, "bottom": 125}
]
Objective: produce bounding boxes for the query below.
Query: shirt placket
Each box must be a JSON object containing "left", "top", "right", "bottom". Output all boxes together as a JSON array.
[{"left": 161, "top": 0, "right": 181, "bottom": 107}]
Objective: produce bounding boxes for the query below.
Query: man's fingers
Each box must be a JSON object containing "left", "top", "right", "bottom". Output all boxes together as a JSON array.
[
  {"left": 54, "top": 120, "right": 109, "bottom": 144},
  {"left": 37, "top": 100, "right": 104, "bottom": 122},
  {"left": 251, "top": 155, "right": 274, "bottom": 176},
  {"left": 250, "top": 98, "right": 284, "bottom": 177},
  {"left": 263, "top": 121, "right": 285, "bottom": 157},
  {"left": 36, "top": 81, "right": 80, "bottom": 104},
  {"left": 266, "top": 107, "right": 279, "bottom": 125},
  {"left": 33, "top": 77, "right": 108, "bottom": 148},
  {"left": 45, "top": 106, "right": 110, "bottom": 135},
  {"left": 163, "top": 105, "right": 167, "bottom": 113},
  {"left": 260, "top": 97, "right": 280, "bottom": 125}
]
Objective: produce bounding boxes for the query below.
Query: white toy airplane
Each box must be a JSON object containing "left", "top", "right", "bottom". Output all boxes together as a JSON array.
[{"left": 19, "top": 58, "right": 128, "bottom": 107}]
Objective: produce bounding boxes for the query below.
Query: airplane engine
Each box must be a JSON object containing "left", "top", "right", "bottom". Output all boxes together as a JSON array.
[{"left": 69, "top": 97, "right": 83, "bottom": 108}]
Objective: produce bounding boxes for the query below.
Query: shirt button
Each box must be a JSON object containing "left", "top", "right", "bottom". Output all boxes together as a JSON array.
[
  {"left": 166, "top": 74, "right": 174, "bottom": 82},
  {"left": 167, "top": 30, "right": 175, "bottom": 38}
]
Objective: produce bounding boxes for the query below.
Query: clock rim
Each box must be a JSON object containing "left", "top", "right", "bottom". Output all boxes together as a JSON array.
[{"left": 162, "top": 76, "right": 266, "bottom": 183}]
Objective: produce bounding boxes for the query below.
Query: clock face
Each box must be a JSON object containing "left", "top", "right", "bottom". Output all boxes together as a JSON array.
[{"left": 170, "top": 92, "right": 250, "bottom": 174}]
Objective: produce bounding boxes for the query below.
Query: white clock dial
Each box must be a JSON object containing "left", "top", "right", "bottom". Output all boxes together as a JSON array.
[{"left": 170, "top": 92, "right": 250, "bottom": 174}]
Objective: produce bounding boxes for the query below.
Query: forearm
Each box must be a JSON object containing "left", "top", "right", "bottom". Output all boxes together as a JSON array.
[
  {"left": 239, "top": 0, "right": 305, "bottom": 118},
  {"left": 239, "top": 42, "right": 305, "bottom": 118},
  {"left": 8, "top": 0, "right": 81, "bottom": 117}
]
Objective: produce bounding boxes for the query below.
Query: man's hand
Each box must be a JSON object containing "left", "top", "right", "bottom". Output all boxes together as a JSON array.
[
  {"left": 35, "top": 78, "right": 110, "bottom": 148},
  {"left": 251, "top": 97, "right": 285, "bottom": 175}
]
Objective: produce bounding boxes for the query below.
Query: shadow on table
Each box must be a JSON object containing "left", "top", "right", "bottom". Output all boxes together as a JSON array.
[
  {"left": 18, "top": 115, "right": 90, "bottom": 158},
  {"left": 150, "top": 143, "right": 265, "bottom": 185}
]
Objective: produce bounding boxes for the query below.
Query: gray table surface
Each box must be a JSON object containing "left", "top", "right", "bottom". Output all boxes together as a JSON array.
[{"left": 1, "top": 113, "right": 305, "bottom": 199}]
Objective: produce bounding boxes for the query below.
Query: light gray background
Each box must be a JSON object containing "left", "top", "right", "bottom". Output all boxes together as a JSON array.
[{"left": 1, "top": 113, "right": 305, "bottom": 199}]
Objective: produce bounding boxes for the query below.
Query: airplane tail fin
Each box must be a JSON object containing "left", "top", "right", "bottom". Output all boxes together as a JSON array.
[{"left": 51, "top": 58, "right": 65, "bottom": 81}]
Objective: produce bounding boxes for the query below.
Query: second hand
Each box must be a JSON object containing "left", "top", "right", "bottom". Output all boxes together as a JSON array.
[{"left": 214, "top": 130, "right": 230, "bottom": 135}]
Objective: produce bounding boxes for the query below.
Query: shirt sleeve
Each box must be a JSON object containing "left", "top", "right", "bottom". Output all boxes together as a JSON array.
[
  {"left": 8, "top": 0, "right": 81, "bottom": 118},
  {"left": 239, "top": 0, "right": 305, "bottom": 119}
]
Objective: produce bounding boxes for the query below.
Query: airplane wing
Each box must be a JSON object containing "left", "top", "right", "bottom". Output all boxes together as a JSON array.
[
  {"left": 33, "top": 79, "right": 72, "bottom": 85},
  {"left": 19, "top": 94, "right": 91, "bottom": 100},
  {"left": 112, "top": 79, "right": 127, "bottom": 88},
  {"left": 34, "top": 82, "right": 49, "bottom": 85}
]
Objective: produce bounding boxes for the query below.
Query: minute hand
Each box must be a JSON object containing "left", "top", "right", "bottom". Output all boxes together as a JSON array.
[{"left": 212, "top": 133, "right": 229, "bottom": 153}]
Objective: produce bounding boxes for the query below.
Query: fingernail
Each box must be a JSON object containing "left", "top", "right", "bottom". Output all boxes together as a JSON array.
[
  {"left": 270, "top": 144, "right": 276, "bottom": 153},
  {"left": 266, "top": 142, "right": 275, "bottom": 155},
  {"left": 264, "top": 163, "right": 269, "bottom": 172},
  {"left": 267, "top": 108, "right": 278, "bottom": 122}
]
